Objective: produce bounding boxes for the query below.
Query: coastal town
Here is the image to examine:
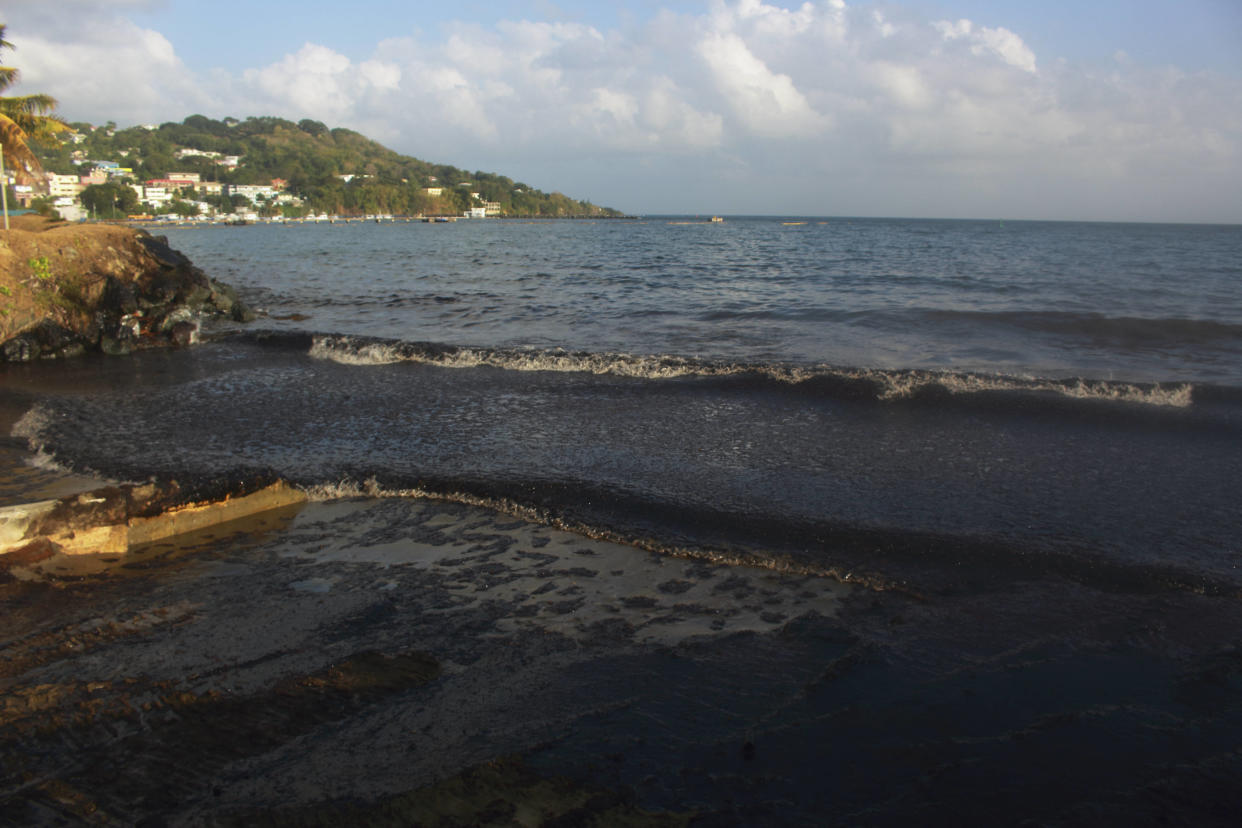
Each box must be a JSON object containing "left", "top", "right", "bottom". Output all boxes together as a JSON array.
[
  {"left": 16, "top": 144, "right": 502, "bottom": 223},
  {"left": 6, "top": 117, "right": 617, "bottom": 222}
]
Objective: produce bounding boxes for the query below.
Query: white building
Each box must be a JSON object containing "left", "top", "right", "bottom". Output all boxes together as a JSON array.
[
  {"left": 175, "top": 148, "right": 221, "bottom": 160},
  {"left": 143, "top": 186, "right": 173, "bottom": 205},
  {"left": 53, "top": 198, "right": 87, "bottom": 222},
  {"left": 227, "top": 184, "right": 278, "bottom": 203},
  {"left": 47, "top": 173, "right": 83, "bottom": 198}
]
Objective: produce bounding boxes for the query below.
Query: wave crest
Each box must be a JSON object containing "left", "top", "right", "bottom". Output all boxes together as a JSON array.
[{"left": 306, "top": 334, "right": 1195, "bottom": 408}]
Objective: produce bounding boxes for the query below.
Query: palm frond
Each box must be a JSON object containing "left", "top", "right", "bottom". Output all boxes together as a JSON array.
[
  {"left": 0, "top": 113, "right": 48, "bottom": 175},
  {"left": 0, "top": 93, "right": 60, "bottom": 119}
]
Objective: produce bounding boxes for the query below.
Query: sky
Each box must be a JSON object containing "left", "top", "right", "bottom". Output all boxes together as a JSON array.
[{"left": 4, "top": 0, "right": 1241, "bottom": 222}]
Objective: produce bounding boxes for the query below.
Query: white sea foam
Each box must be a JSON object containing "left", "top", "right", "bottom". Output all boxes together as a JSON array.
[
  {"left": 11, "top": 405, "right": 53, "bottom": 456},
  {"left": 872, "top": 370, "right": 1195, "bottom": 408},
  {"left": 306, "top": 335, "right": 1195, "bottom": 408},
  {"left": 307, "top": 338, "right": 404, "bottom": 365}
]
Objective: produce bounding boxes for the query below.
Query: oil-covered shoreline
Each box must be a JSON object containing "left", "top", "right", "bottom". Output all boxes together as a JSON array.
[
  {"left": 3, "top": 387, "right": 1242, "bottom": 825},
  {"left": 3, "top": 217, "right": 1242, "bottom": 824}
]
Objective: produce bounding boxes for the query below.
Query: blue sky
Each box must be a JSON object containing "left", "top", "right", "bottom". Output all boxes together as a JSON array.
[{"left": 5, "top": 0, "right": 1242, "bottom": 221}]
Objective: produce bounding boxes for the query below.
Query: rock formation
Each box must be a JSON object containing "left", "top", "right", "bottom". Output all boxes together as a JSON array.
[{"left": 0, "top": 215, "right": 253, "bottom": 361}]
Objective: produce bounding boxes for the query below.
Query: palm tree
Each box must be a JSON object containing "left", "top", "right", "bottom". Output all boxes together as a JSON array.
[{"left": 1, "top": 24, "right": 68, "bottom": 229}]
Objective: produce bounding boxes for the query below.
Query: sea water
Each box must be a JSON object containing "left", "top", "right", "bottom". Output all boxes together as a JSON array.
[
  {"left": 10, "top": 216, "right": 1242, "bottom": 589},
  {"left": 180, "top": 217, "right": 1242, "bottom": 383}
]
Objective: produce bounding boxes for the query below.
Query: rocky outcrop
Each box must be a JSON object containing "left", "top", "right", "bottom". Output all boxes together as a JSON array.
[{"left": 0, "top": 216, "right": 253, "bottom": 361}]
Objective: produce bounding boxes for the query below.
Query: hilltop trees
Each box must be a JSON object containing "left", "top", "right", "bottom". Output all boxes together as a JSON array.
[{"left": 0, "top": 24, "right": 68, "bottom": 227}]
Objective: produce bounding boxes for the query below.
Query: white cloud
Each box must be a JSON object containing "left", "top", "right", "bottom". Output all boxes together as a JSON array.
[
  {"left": 697, "top": 30, "right": 828, "bottom": 137},
  {"left": 243, "top": 44, "right": 355, "bottom": 119},
  {"left": 8, "top": 26, "right": 203, "bottom": 126},
  {"left": 934, "top": 18, "right": 1037, "bottom": 73},
  {"left": 873, "top": 10, "right": 896, "bottom": 39},
  {"left": 3, "top": 0, "right": 1240, "bottom": 220}
]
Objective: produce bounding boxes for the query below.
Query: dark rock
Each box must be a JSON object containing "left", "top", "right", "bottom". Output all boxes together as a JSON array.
[
  {"left": 136, "top": 233, "right": 195, "bottom": 270},
  {"left": 169, "top": 321, "right": 197, "bottom": 348},
  {"left": 2, "top": 334, "right": 35, "bottom": 362},
  {"left": 209, "top": 280, "right": 256, "bottom": 322},
  {"left": 103, "top": 275, "right": 139, "bottom": 315},
  {"left": 0, "top": 320, "right": 88, "bottom": 361},
  {"left": 100, "top": 315, "right": 140, "bottom": 356}
]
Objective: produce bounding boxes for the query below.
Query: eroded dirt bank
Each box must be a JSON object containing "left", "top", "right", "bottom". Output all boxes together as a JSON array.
[{"left": 0, "top": 216, "right": 251, "bottom": 361}]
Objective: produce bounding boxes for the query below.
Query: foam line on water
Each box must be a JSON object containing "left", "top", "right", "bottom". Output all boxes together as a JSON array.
[{"left": 306, "top": 334, "right": 1195, "bottom": 408}]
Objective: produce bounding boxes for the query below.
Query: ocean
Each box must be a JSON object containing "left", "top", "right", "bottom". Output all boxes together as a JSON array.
[{"left": 4, "top": 216, "right": 1242, "bottom": 824}]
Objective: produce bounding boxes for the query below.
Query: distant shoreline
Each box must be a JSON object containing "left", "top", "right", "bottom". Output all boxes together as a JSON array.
[{"left": 94, "top": 213, "right": 643, "bottom": 230}]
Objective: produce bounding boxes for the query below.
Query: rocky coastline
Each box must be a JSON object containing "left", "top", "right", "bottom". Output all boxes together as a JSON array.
[{"left": 0, "top": 215, "right": 253, "bottom": 362}]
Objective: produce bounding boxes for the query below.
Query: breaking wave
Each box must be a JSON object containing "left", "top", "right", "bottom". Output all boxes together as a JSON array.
[{"left": 303, "top": 332, "right": 1196, "bottom": 408}]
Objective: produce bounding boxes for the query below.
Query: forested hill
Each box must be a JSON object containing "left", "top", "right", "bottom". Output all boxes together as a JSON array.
[{"left": 39, "top": 115, "right": 623, "bottom": 218}]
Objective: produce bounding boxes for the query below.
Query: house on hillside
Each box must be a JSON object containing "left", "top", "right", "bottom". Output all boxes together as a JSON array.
[
  {"left": 146, "top": 178, "right": 199, "bottom": 196},
  {"left": 175, "top": 148, "right": 222, "bottom": 160},
  {"left": 226, "top": 184, "right": 278, "bottom": 203},
  {"left": 142, "top": 186, "right": 173, "bottom": 206},
  {"left": 53, "top": 198, "right": 87, "bottom": 222},
  {"left": 47, "top": 173, "right": 83, "bottom": 198}
]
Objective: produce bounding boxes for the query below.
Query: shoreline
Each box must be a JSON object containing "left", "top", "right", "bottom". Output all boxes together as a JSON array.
[
  {"left": 0, "top": 385, "right": 855, "bottom": 824},
  {"left": 5, "top": 344, "right": 1242, "bottom": 825}
]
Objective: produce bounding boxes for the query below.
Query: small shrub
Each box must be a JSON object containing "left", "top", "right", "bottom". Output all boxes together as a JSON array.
[{"left": 29, "top": 256, "right": 53, "bottom": 281}]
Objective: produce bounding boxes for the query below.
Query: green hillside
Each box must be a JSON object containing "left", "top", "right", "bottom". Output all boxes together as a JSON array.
[{"left": 37, "top": 115, "right": 622, "bottom": 218}]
